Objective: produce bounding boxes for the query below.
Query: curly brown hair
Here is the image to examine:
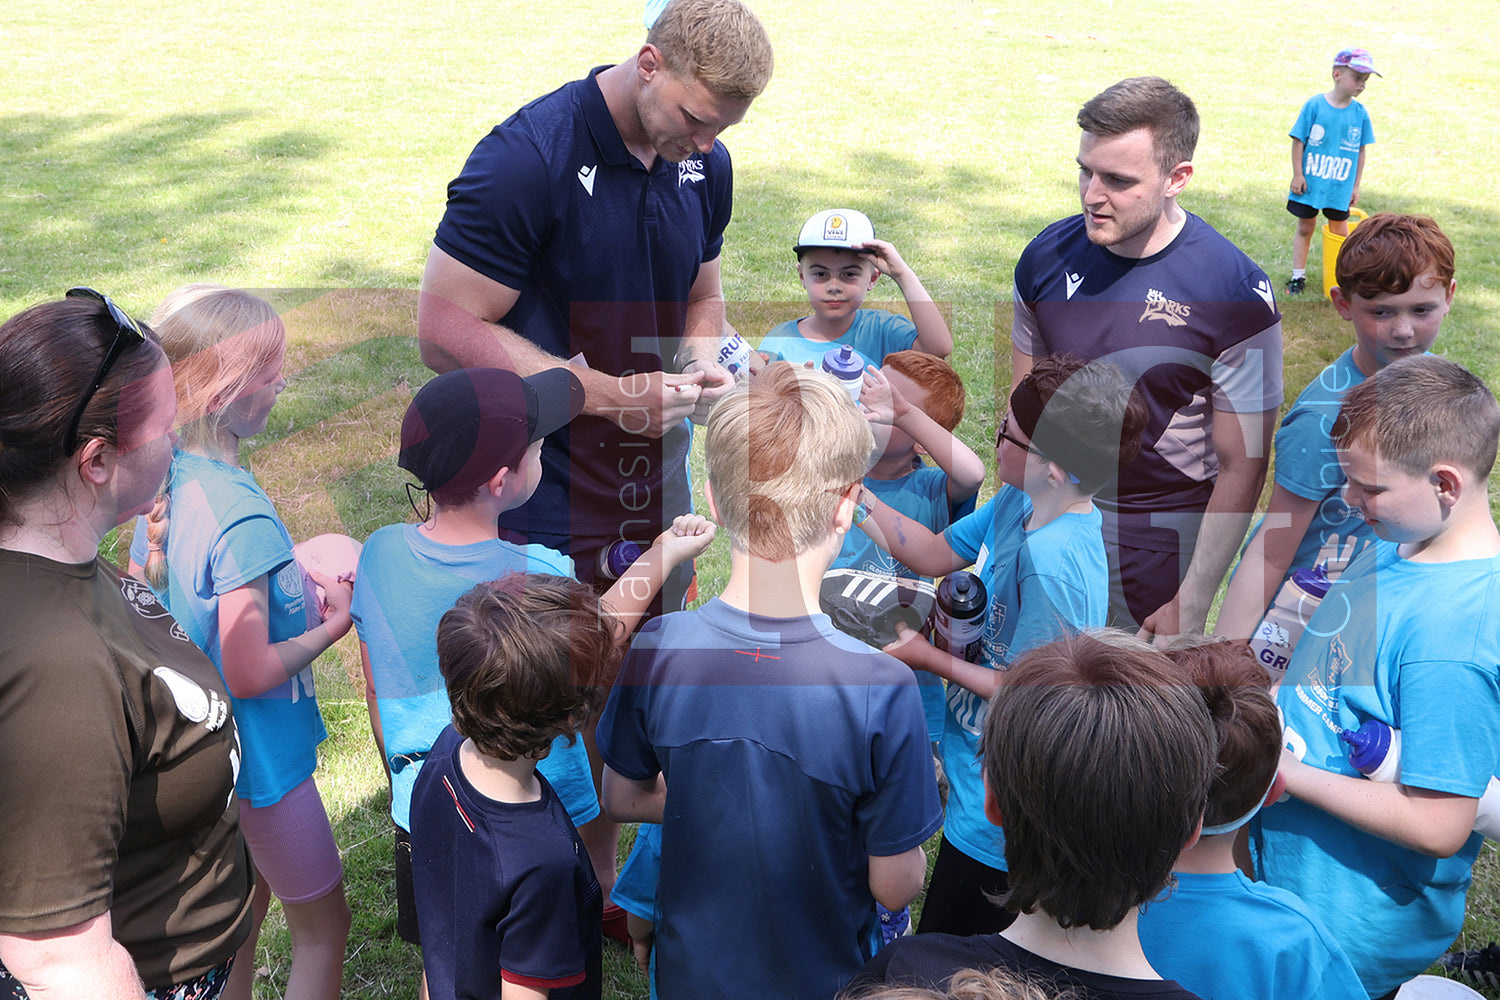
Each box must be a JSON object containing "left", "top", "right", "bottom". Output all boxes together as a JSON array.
[{"left": 437, "top": 573, "right": 623, "bottom": 761}]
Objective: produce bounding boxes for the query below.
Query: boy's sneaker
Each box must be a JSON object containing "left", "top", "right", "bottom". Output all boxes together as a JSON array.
[
  {"left": 1285, "top": 276, "right": 1307, "bottom": 295},
  {"left": 875, "top": 903, "right": 912, "bottom": 947},
  {"left": 1439, "top": 942, "right": 1500, "bottom": 989}
]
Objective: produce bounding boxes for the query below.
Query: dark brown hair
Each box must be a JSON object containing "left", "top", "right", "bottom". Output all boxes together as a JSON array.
[
  {"left": 437, "top": 573, "right": 622, "bottom": 761},
  {"left": 980, "top": 632, "right": 1215, "bottom": 930},
  {"left": 0, "top": 297, "right": 165, "bottom": 526},
  {"left": 1017, "top": 354, "right": 1148, "bottom": 493},
  {"left": 1077, "top": 76, "right": 1199, "bottom": 174},
  {"left": 1164, "top": 640, "right": 1279, "bottom": 828}
]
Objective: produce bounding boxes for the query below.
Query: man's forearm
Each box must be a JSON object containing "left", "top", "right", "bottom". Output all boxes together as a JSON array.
[
  {"left": 677, "top": 299, "right": 727, "bottom": 369},
  {"left": 417, "top": 289, "right": 664, "bottom": 424},
  {"left": 416, "top": 287, "right": 559, "bottom": 375},
  {"left": 1176, "top": 462, "right": 1267, "bottom": 631}
]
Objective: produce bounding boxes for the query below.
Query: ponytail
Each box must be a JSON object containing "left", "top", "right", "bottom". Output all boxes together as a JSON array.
[{"left": 142, "top": 492, "right": 171, "bottom": 587}]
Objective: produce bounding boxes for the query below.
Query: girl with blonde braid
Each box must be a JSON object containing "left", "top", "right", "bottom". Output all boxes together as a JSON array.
[{"left": 128, "top": 285, "right": 355, "bottom": 1000}]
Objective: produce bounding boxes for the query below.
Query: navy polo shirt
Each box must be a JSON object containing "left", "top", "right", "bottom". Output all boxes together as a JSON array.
[{"left": 435, "top": 67, "right": 733, "bottom": 540}]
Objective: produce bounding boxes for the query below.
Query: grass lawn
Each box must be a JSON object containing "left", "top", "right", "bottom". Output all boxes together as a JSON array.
[{"left": 6, "top": 0, "right": 1500, "bottom": 996}]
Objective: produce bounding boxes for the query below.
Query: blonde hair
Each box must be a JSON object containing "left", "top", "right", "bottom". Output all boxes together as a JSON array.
[
  {"left": 142, "top": 285, "right": 286, "bottom": 587},
  {"left": 705, "top": 362, "right": 873, "bottom": 561},
  {"left": 846, "top": 966, "right": 1082, "bottom": 1000},
  {"left": 646, "top": 0, "right": 774, "bottom": 100}
]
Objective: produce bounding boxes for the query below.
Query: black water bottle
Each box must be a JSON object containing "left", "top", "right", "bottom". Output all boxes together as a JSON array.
[{"left": 929, "top": 571, "right": 987, "bottom": 663}]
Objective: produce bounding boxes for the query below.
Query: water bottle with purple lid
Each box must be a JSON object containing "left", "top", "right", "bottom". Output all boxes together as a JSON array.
[{"left": 821, "top": 345, "right": 864, "bottom": 403}]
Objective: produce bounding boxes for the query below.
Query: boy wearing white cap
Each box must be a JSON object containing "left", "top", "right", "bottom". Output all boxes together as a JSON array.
[
  {"left": 758, "top": 208, "right": 953, "bottom": 369},
  {"left": 1285, "top": 47, "right": 1379, "bottom": 295}
]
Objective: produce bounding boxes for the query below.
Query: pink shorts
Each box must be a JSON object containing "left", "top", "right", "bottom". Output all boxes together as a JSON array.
[{"left": 237, "top": 776, "right": 343, "bottom": 904}]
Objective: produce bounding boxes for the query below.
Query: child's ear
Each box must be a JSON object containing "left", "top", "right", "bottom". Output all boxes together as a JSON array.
[
  {"left": 704, "top": 479, "right": 722, "bottom": 524},
  {"left": 831, "top": 482, "right": 860, "bottom": 535},
  {"left": 485, "top": 466, "right": 511, "bottom": 498},
  {"left": 1329, "top": 286, "right": 1355, "bottom": 321},
  {"left": 1264, "top": 770, "right": 1288, "bottom": 807},
  {"left": 982, "top": 775, "right": 1004, "bottom": 829},
  {"left": 1045, "top": 459, "right": 1079, "bottom": 489},
  {"left": 1182, "top": 815, "right": 1204, "bottom": 852},
  {"left": 1432, "top": 464, "right": 1464, "bottom": 507}
]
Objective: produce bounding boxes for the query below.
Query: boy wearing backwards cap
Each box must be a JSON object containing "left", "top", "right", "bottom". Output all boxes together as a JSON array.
[
  {"left": 758, "top": 208, "right": 953, "bottom": 368},
  {"left": 349, "top": 367, "right": 714, "bottom": 986},
  {"left": 856, "top": 354, "right": 1147, "bottom": 936},
  {"left": 1285, "top": 47, "right": 1378, "bottom": 295}
]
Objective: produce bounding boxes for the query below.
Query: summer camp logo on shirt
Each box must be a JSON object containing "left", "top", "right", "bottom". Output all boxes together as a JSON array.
[
  {"left": 678, "top": 156, "right": 705, "bottom": 187},
  {"left": 1139, "top": 288, "right": 1190, "bottom": 327}
]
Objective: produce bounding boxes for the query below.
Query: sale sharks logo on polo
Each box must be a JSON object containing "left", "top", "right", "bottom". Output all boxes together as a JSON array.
[
  {"left": 678, "top": 156, "right": 705, "bottom": 187},
  {"left": 1139, "top": 288, "right": 1190, "bottom": 326}
]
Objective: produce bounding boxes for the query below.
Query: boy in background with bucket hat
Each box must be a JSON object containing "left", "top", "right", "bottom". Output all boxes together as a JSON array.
[
  {"left": 1285, "top": 47, "right": 1379, "bottom": 295},
  {"left": 758, "top": 208, "right": 953, "bottom": 368}
]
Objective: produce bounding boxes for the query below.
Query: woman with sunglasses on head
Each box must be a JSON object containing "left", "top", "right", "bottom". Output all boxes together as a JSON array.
[
  {"left": 0, "top": 291, "right": 254, "bottom": 1000},
  {"left": 124, "top": 286, "right": 355, "bottom": 1000}
]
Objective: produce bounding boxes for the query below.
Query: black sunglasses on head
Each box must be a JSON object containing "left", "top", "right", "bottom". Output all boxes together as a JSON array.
[{"left": 63, "top": 287, "right": 147, "bottom": 454}]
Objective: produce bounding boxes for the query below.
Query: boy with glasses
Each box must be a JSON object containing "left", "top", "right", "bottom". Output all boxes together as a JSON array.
[{"left": 854, "top": 354, "right": 1147, "bottom": 935}]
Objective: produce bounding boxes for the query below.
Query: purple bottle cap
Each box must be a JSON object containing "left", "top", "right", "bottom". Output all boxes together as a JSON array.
[
  {"left": 1339, "top": 719, "right": 1394, "bottom": 775},
  {"left": 821, "top": 345, "right": 863, "bottom": 380},
  {"left": 602, "top": 539, "right": 642, "bottom": 578},
  {"left": 1292, "top": 563, "right": 1332, "bottom": 598}
]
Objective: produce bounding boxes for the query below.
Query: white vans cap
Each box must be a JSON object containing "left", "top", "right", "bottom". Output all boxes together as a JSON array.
[{"left": 794, "top": 209, "right": 875, "bottom": 254}]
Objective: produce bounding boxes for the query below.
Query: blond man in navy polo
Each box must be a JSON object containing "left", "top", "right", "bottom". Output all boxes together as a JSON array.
[{"left": 416, "top": 0, "right": 772, "bottom": 916}]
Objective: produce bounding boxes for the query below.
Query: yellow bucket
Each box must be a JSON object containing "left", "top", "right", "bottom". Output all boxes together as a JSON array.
[{"left": 1321, "top": 207, "right": 1369, "bottom": 299}]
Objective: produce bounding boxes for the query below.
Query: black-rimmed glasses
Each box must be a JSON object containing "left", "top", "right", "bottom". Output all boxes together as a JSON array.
[
  {"left": 996, "top": 413, "right": 1081, "bottom": 485},
  {"left": 996, "top": 414, "right": 1036, "bottom": 455},
  {"left": 63, "top": 287, "right": 146, "bottom": 454}
]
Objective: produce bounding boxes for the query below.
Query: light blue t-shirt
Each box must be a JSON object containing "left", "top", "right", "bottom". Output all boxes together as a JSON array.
[
  {"left": 1138, "top": 869, "right": 1365, "bottom": 1000},
  {"left": 1289, "top": 94, "right": 1374, "bottom": 212},
  {"left": 938, "top": 488, "right": 1108, "bottom": 870},
  {"left": 836, "top": 461, "right": 976, "bottom": 742},
  {"left": 1235, "top": 347, "right": 1375, "bottom": 605},
  {"left": 349, "top": 522, "right": 600, "bottom": 831},
  {"left": 757, "top": 308, "right": 918, "bottom": 371},
  {"left": 1252, "top": 542, "right": 1500, "bottom": 997},
  {"left": 129, "top": 449, "right": 325, "bottom": 808},
  {"left": 612, "top": 822, "right": 663, "bottom": 1000}
]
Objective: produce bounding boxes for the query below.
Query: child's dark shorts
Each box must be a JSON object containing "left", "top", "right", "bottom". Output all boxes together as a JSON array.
[
  {"left": 1287, "top": 200, "right": 1351, "bottom": 221},
  {"left": 394, "top": 824, "right": 420, "bottom": 944}
]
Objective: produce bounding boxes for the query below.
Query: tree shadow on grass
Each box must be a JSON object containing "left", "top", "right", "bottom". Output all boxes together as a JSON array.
[{"left": 0, "top": 110, "right": 335, "bottom": 303}]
